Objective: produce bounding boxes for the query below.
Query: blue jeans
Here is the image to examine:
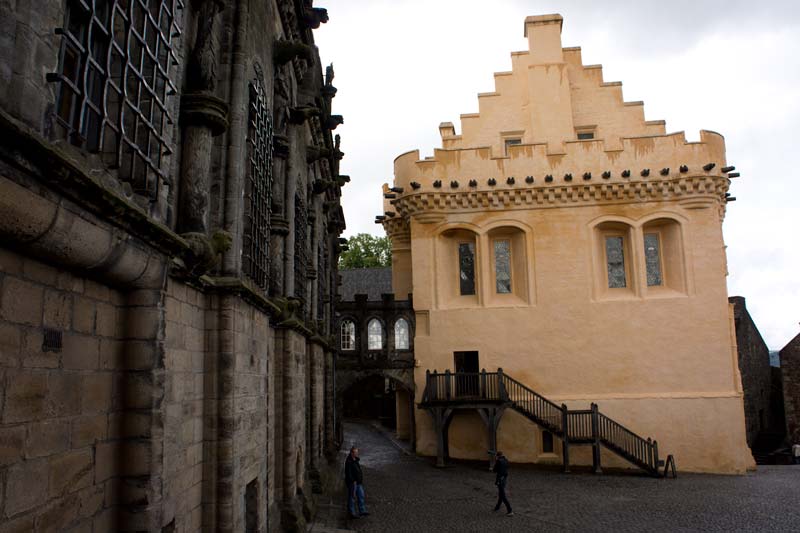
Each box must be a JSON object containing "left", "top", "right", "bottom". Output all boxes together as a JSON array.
[{"left": 346, "top": 483, "right": 367, "bottom": 516}]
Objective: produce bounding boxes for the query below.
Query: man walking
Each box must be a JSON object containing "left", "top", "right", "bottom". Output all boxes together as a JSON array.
[
  {"left": 345, "top": 447, "right": 369, "bottom": 518},
  {"left": 492, "top": 451, "right": 513, "bottom": 516}
]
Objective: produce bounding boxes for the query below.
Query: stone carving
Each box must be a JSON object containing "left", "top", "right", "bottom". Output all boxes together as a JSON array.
[
  {"left": 274, "top": 40, "right": 316, "bottom": 66},
  {"left": 178, "top": 0, "right": 229, "bottom": 236},
  {"left": 324, "top": 115, "right": 343, "bottom": 130},
  {"left": 289, "top": 106, "right": 321, "bottom": 124},
  {"left": 181, "top": 230, "right": 233, "bottom": 276},
  {"left": 303, "top": 7, "right": 329, "bottom": 29},
  {"left": 186, "top": 0, "right": 225, "bottom": 93}
]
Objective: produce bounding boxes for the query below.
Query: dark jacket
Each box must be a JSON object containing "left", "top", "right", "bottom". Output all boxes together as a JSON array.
[
  {"left": 345, "top": 455, "right": 363, "bottom": 485},
  {"left": 493, "top": 455, "right": 509, "bottom": 485}
]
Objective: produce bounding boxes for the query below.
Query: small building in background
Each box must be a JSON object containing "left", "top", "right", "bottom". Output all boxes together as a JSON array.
[
  {"left": 780, "top": 331, "right": 800, "bottom": 446},
  {"left": 729, "top": 297, "right": 786, "bottom": 459},
  {"left": 335, "top": 267, "right": 416, "bottom": 446}
]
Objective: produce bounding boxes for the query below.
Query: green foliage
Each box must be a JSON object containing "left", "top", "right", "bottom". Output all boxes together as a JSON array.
[{"left": 338, "top": 233, "right": 392, "bottom": 269}]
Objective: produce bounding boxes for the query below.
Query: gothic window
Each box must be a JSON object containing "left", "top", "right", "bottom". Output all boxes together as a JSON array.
[
  {"left": 494, "top": 240, "right": 512, "bottom": 294},
  {"left": 294, "top": 195, "right": 308, "bottom": 304},
  {"left": 605, "top": 236, "right": 627, "bottom": 288},
  {"left": 340, "top": 320, "right": 355, "bottom": 351},
  {"left": 394, "top": 318, "right": 410, "bottom": 350},
  {"left": 367, "top": 319, "right": 383, "bottom": 350},
  {"left": 459, "top": 242, "right": 476, "bottom": 296},
  {"left": 644, "top": 233, "right": 663, "bottom": 287},
  {"left": 242, "top": 72, "right": 273, "bottom": 291},
  {"left": 51, "top": 0, "right": 183, "bottom": 199}
]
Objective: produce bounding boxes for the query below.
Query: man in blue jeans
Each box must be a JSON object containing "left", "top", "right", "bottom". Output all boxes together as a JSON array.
[{"left": 344, "top": 447, "right": 369, "bottom": 518}]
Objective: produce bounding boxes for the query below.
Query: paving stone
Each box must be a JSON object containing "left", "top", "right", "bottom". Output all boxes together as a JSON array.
[{"left": 341, "top": 421, "right": 800, "bottom": 533}]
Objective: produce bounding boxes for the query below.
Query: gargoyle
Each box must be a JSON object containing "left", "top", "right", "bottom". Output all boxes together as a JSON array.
[
  {"left": 303, "top": 7, "right": 329, "bottom": 29},
  {"left": 181, "top": 229, "right": 232, "bottom": 276}
]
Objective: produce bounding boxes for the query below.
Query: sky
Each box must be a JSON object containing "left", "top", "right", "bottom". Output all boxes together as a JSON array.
[{"left": 314, "top": 0, "right": 800, "bottom": 350}]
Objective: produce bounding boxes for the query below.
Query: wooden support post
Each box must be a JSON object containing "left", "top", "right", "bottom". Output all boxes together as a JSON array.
[
  {"left": 561, "top": 403, "right": 570, "bottom": 473},
  {"left": 429, "top": 407, "right": 453, "bottom": 467},
  {"left": 480, "top": 368, "right": 487, "bottom": 399},
  {"left": 444, "top": 369, "right": 451, "bottom": 400},
  {"left": 590, "top": 403, "right": 602, "bottom": 474},
  {"left": 478, "top": 406, "right": 506, "bottom": 471}
]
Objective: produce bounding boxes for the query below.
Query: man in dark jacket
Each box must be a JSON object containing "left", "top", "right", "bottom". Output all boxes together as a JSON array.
[
  {"left": 344, "top": 447, "right": 369, "bottom": 518},
  {"left": 492, "top": 451, "right": 513, "bottom": 516}
]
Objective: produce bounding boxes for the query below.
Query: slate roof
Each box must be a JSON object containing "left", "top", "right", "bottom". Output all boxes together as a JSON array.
[{"left": 339, "top": 267, "right": 392, "bottom": 301}]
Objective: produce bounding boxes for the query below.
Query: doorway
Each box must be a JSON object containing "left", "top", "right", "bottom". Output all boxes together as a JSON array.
[{"left": 454, "top": 351, "right": 479, "bottom": 397}]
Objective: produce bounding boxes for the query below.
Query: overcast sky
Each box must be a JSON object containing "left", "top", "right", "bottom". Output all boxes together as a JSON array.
[{"left": 314, "top": 0, "right": 800, "bottom": 350}]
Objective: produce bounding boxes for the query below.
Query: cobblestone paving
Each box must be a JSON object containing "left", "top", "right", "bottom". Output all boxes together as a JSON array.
[{"left": 341, "top": 421, "right": 800, "bottom": 532}]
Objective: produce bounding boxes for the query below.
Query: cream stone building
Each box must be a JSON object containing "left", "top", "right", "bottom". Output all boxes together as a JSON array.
[{"left": 380, "top": 14, "right": 753, "bottom": 474}]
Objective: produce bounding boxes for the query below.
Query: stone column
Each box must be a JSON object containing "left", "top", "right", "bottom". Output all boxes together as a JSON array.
[{"left": 177, "top": 0, "right": 228, "bottom": 236}]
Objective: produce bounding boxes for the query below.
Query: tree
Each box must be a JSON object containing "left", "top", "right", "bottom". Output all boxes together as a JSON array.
[{"left": 338, "top": 233, "right": 391, "bottom": 269}]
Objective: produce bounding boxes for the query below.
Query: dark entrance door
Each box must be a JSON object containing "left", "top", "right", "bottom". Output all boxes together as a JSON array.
[{"left": 454, "top": 351, "right": 479, "bottom": 397}]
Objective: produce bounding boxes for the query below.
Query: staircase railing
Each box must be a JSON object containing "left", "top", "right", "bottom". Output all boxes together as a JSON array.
[{"left": 421, "top": 368, "right": 670, "bottom": 477}]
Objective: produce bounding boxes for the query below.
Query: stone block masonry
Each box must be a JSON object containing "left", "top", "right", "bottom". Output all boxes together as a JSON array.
[
  {"left": 0, "top": 0, "right": 346, "bottom": 531},
  {"left": 0, "top": 251, "right": 124, "bottom": 531}
]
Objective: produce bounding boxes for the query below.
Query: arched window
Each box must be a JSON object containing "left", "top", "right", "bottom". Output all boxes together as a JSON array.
[
  {"left": 367, "top": 319, "right": 383, "bottom": 350},
  {"left": 340, "top": 320, "right": 355, "bottom": 351},
  {"left": 395, "top": 318, "right": 410, "bottom": 350}
]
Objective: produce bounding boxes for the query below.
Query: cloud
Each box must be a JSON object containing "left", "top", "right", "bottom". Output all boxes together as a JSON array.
[{"left": 314, "top": 0, "right": 800, "bottom": 348}]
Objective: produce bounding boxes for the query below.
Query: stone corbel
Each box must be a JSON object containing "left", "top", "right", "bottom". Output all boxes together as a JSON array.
[
  {"left": 180, "top": 93, "right": 229, "bottom": 136},
  {"left": 289, "top": 106, "right": 320, "bottom": 124},
  {"left": 273, "top": 296, "right": 305, "bottom": 328},
  {"left": 306, "top": 145, "right": 331, "bottom": 163},
  {"left": 274, "top": 40, "right": 316, "bottom": 66}
]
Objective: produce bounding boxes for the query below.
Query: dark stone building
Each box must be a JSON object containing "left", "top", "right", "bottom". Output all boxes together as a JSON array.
[
  {"left": 0, "top": 1, "right": 346, "bottom": 531},
  {"left": 730, "top": 297, "right": 786, "bottom": 456},
  {"left": 335, "top": 267, "right": 416, "bottom": 444},
  {"left": 780, "top": 331, "right": 800, "bottom": 446}
]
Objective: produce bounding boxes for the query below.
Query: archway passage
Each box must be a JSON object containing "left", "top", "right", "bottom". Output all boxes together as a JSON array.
[
  {"left": 343, "top": 375, "right": 398, "bottom": 427},
  {"left": 339, "top": 372, "right": 416, "bottom": 448}
]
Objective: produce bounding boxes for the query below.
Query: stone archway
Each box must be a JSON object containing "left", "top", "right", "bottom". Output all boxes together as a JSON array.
[{"left": 337, "top": 368, "right": 416, "bottom": 450}]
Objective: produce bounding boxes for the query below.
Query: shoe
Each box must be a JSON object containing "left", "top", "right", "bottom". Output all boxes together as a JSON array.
[
  {"left": 349, "top": 514, "right": 360, "bottom": 519},
  {"left": 493, "top": 507, "right": 500, "bottom": 512},
  {"left": 506, "top": 512, "right": 514, "bottom": 517},
  {"left": 360, "top": 512, "right": 370, "bottom": 516}
]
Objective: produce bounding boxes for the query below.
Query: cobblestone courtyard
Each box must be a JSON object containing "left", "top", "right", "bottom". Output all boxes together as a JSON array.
[{"left": 334, "top": 421, "right": 800, "bottom": 532}]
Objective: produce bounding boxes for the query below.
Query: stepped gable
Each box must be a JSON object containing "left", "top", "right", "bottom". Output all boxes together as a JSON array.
[{"left": 383, "top": 13, "right": 732, "bottom": 218}]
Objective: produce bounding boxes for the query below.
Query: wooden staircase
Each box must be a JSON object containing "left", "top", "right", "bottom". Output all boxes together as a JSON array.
[{"left": 420, "top": 369, "right": 676, "bottom": 477}]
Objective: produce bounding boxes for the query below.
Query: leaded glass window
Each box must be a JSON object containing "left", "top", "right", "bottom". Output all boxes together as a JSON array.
[
  {"left": 459, "top": 242, "right": 476, "bottom": 295},
  {"left": 51, "top": 0, "right": 183, "bottom": 199},
  {"left": 367, "top": 319, "right": 383, "bottom": 350},
  {"left": 644, "top": 233, "right": 663, "bottom": 286},
  {"left": 605, "top": 236, "right": 626, "bottom": 288},
  {"left": 242, "top": 73, "right": 273, "bottom": 291},
  {"left": 494, "top": 240, "right": 512, "bottom": 293},
  {"left": 395, "top": 318, "right": 409, "bottom": 350},
  {"left": 340, "top": 320, "right": 355, "bottom": 351}
]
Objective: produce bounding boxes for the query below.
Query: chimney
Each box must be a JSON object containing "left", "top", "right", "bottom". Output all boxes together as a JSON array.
[{"left": 524, "top": 14, "right": 564, "bottom": 64}]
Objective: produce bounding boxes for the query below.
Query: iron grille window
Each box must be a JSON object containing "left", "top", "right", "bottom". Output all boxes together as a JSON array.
[
  {"left": 243, "top": 75, "right": 273, "bottom": 291},
  {"left": 51, "top": 0, "right": 183, "bottom": 199},
  {"left": 294, "top": 194, "right": 308, "bottom": 304}
]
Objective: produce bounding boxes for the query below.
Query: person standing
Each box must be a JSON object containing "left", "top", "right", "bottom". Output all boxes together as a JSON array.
[
  {"left": 492, "top": 451, "right": 513, "bottom": 516},
  {"left": 344, "top": 447, "right": 369, "bottom": 518}
]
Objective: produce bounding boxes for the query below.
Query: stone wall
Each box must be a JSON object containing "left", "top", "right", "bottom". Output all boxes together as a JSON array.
[
  {"left": 781, "top": 333, "right": 800, "bottom": 445},
  {"left": 0, "top": 250, "right": 121, "bottom": 531},
  {"left": 0, "top": 0, "right": 346, "bottom": 531},
  {"left": 730, "top": 296, "right": 780, "bottom": 449}
]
